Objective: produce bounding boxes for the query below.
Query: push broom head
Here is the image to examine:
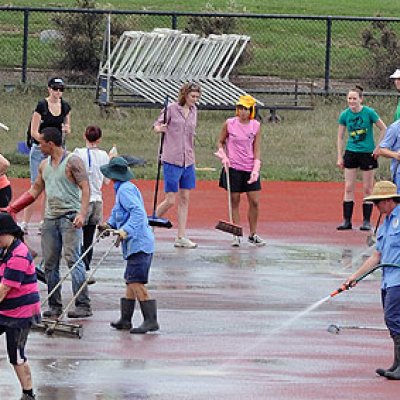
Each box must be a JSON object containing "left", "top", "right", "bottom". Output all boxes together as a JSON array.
[
  {"left": 148, "top": 215, "right": 173, "bottom": 229},
  {"left": 215, "top": 220, "right": 243, "bottom": 236}
]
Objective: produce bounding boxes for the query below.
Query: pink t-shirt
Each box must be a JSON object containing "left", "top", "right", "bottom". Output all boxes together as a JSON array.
[{"left": 226, "top": 117, "right": 260, "bottom": 172}]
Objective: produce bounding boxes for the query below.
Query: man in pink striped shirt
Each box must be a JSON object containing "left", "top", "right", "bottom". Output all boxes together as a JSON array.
[{"left": 0, "top": 212, "right": 40, "bottom": 400}]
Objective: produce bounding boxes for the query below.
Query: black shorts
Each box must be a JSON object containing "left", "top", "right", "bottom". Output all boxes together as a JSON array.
[
  {"left": 343, "top": 150, "right": 378, "bottom": 170},
  {"left": 0, "top": 325, "right": 30, "bottom": 365},
  {"left": 219, "top": 167, "right": 261, "bottom": 193}
]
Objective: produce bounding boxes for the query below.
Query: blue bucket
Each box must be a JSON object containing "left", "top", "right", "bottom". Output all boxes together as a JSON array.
[{"left": 17, "top": 141, "right": 30, "bottom": 155}]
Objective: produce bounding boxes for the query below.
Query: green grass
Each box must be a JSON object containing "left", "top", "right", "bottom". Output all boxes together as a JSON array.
[
  {"left": 0, "top": 86, "right": 395, "bottom": 182},
  {"left": 1, "top": 1, "right": 400, "bottom": 79},
  {"left": 4, "top": 0, "right": 400, "bottom": 17}
]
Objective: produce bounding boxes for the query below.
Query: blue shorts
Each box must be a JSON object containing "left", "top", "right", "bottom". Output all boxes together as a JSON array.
[
  {"left": 382, "top": 285, "right": 400, "bottom": 336},
  {"left": 163, "top": 162, "right": 196, "bottom": 193},
  {"left": 29, "top": 144, "right": 47, "bottom": 183},
  {"left": 124, "top": 252, "right": 153, "bottom": 284}
]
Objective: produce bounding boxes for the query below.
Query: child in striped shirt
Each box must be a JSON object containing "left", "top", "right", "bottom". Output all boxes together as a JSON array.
[{"left": 0, "top": 212, "right": 40, "bottom": 400}]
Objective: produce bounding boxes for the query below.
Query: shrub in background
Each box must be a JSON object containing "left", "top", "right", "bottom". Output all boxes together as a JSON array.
[
  {"left": 52, "top": 0, "right": 132, "bottom": 83},
  {"left": 362, "top": 19, "right": 400, "bottom": 89}
]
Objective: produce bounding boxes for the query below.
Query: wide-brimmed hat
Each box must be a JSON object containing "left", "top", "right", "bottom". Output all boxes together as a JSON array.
[
  {"left": 100, "top": 156, "right": 134, "bottom": 182},
  {"left": 0, "top": 212, "right": 23, "bottom": 237},
  {"left": 236, "top": 95, "right": 256, "bottom": 119},
  {"left": 364, "top": 181, "right": 400, "bottom": 202},
  {"left": 390, "top": 69, "right": 400, "bottom": 79}
]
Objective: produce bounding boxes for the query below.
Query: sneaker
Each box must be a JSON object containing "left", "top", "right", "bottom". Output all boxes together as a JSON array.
[
  {"left": 248, "top": 234, "right": 266, "bottom": 247},
  {"left": 86, "top": 273, "right": 96, "bottom": 285},
  {"left": 174, "top": 237, "right": 198, "bottom": 249},
  {"left": 360, "top": 220, "right": 372, "bottom": 231},
  {"left": 67, "top": 308, "right": 93, "bottom": 318},
  {"left": 231, "top": 236, "right": 241, "bottom": 247},
  {"left": 19, "top": 222, "right": 29, "bottom": 235},
  {"left": 42, "top": 308, "right": 62, "bottom": 318},
  {"left": 38, "top": 220, "right": 43, "bottom": 235}
]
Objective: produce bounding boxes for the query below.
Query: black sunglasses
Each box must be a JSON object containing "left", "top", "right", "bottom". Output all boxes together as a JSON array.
[{"left": 51, "top": 86, "right": 64, "bottom": 92}]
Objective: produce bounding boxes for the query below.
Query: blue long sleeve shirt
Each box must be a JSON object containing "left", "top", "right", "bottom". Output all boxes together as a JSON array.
[{"left": 108, "top": 181, "right": 154, "bottom": 258}]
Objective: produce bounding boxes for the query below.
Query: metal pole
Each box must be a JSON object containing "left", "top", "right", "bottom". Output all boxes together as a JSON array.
[
  {"left": 172, "top": 14, "right": 177, "bottom": 30},
  {"left": 324, "top": 17, "right": 332, "bottom": 95},
  {"left": 22, "top": 9, "right": 29, "bottom": 83},
  {"left": 106, "top": 13, "right": 111, "bottom": 103}
]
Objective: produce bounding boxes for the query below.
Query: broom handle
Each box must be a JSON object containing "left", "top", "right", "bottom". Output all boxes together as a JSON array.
[{"left": 225, "top": 164, "right": 233, "bottom": 223}]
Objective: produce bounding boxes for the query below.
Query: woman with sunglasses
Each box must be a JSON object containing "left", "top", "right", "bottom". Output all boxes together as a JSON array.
[
  {"left": 21, "top": 77, "right": 71, "bottom": 234},
  {"left": 215, "top": 95, "right": 265, "bottom": 247}
]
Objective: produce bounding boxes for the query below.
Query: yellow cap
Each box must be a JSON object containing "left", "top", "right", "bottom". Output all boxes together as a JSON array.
[{"left": 236, "top": 95, "right": 256, "bottom": 119}]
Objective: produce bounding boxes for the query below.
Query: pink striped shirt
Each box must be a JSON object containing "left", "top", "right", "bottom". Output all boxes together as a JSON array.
[{"left": 0, "top": 240, "right": 40, "bottom": 327}]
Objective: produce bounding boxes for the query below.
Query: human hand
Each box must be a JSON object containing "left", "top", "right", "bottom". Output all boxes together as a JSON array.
[
  {"left": 214, "top": 148, "right": 230, "bottom": 168},
  {"left": 155, "top": 124, "right": 167, "bottom": 133},
  {"left": 97, "top": 222, "right": 113, "bottom": 237},
  {"left": 73, "top": 214, "right": 85, "bottom": 228},
  {"left": 247, "top": 159, "right": 261, "bottom": 184},
  {"left": 247, "top": 170, "right": 259, "bottom": 185},
  {"left": 336, "top": 157, "right": 344, "bottom": 169},
  {"left": 115, "top": 229, "right": 128, "bottom": 247}
]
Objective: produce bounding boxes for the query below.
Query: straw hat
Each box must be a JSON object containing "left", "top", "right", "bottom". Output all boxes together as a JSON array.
[
  {"left": 364, "top": 181, "right": 400, "bottom": 202},
  {"left": 100, "top": 156, "right": 134, "bottom": 182},
  {"left": 390, "top": 69, "right": 400, "bottom": 79},
  {"left": 236, "top": 95, "right": 256, "bottom": 119}
]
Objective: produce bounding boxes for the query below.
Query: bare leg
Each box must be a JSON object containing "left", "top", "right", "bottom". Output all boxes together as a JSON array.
[
  {"left": 362, "top": 169, "right": 375, "bottom": 197},
  {"left": 230, "top": 192, "right": 241, "bottom": 225},
  {"left": 13, "top": 361, "right": 33, "bottom": 391},
  {"left": 177, "top": 189, "right": 190, "bottom": 238},
  {"left": 343, "top": 168, "right": 357, "bottom": 201},
  {"left": 155, "top": 192, "right": 176, "bottom": 218},
  {"left": 127, "top": 283, "right": 150, "bottom": 302},
  {"left": 246, "top": 191, "right": 260, "bottom": 236}
]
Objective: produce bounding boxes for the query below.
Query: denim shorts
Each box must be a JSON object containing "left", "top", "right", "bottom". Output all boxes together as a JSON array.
[
  {"left": 163, "top": 162, "right": 196, "bottom": 193},
  {"left": 124, "top": 252, "right": 153, "bottom": 284},
  {"left": 29, "top": 144, "right": 47, "bottom": 183}
]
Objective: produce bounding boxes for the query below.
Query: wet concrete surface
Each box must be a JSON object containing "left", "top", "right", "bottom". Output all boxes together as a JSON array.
[{"left": 0, "top": 225, "right": 397, "bottom": 399}]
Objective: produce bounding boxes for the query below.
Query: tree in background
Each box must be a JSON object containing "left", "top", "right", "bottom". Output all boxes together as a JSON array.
[{"left": 362, "top": 19, "right": 400, "bottom": 89}]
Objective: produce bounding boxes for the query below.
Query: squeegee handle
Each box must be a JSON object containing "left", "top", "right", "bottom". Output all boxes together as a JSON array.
[{"left": 152, "top": 96, "right": 168, "bottom": 216}]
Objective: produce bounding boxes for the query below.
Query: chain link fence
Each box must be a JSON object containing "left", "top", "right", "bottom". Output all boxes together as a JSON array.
[{"left": 1, "top": 7, "right": 400, "bottom": 93}]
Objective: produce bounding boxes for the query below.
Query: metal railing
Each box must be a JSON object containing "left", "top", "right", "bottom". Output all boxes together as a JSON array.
[{"left": 1, "top": 6, "right": 400, "bottom": 94}]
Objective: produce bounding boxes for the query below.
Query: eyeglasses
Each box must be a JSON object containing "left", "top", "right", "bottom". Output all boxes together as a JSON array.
[{"left": 51, "top": 86, "right": 64, "bottom": 92}]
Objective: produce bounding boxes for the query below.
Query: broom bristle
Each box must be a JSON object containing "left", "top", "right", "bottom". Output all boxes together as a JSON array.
[{"left": 215, "top": 220, "right": 243, "bottom": 236}]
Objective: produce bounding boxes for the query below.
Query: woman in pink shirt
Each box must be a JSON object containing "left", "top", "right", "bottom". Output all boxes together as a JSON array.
[
  {"left": 215, "top": 95, "right": 265, "bottom": 247},
  {"left": 153, "top": 83, "right": 201, "bottom": 249}
]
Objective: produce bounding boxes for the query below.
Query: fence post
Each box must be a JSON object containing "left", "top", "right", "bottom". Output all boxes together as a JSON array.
[
  {"left": 324, "top": 17, "right": 332, "bottom": 95},
  {"left": 171, "top": 14, "right": 177, "bottom": 29},
  {"left": 22, "top": 8, "right": 29, "bottom": 84}
]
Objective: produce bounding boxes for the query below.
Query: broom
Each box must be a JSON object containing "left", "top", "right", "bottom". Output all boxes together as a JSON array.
[
  {"left": 215, "top": 165, "right": 243, "bottom": 236},
  {"left": 148, "top": 96, "right": 172, "bottom": 229}
]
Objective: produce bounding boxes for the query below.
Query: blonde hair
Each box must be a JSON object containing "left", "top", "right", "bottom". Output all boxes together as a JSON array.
[{"left": 178, "top": 82, "right": 201, "bottom": 106}]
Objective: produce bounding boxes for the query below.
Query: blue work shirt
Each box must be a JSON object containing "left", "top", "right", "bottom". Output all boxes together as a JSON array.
[
  {"left": 376, "top": 204, "right": 400, "bottom": 289},
  {"left": 379, "top": 120, "right": 400, "bottom": 190},
  {"left": 108, "top": 181, "right": 154, "bottom": 258}
]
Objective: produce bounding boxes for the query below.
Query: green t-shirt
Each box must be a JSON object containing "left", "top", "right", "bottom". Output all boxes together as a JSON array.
[
  {"left": 338, "top": 106, "right": 380, "bottom": 153},
  {"left": 394, "top": 99, "right": 400, "bottom": 122}
]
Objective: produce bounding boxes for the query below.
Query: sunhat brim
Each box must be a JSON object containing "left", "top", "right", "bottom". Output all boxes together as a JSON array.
[{"left": 100, "top": 164, "right": 134, "bottom": 182}]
